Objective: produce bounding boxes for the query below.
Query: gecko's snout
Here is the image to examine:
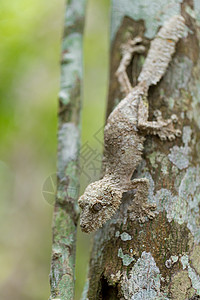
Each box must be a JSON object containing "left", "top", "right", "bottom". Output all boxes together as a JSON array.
[
  {"left": 80, "top": 219, "right": 91, "bottom": 233},
  {"left": 80, "top": 222, "right": 86, "bottom": 230}
]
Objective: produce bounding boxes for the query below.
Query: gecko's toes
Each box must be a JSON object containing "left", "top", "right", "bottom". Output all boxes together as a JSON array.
[
  {"left": 154, "top": 109, "right": 162, "bottom": 118},
  {"left": 139, "top": 203, "right": 157, "bottom": 222},
  {"left": 159, "top": 133, "right": 167, "bottom": 141},
  {"left": 144, "top": 203, "right": 157, "bottom": 210},
  {"left": 139, "top": 216, "right": 146, "bottom": 223},
  {"left": 148, "top": 211, "right": 156, "bottom": 219},
  {"left": 130, "top": 36, "right": 143, "bottom": 45},
  {"left": 171, "top": 114, "right": 178, "bottom": 123},
  {"left": 168, "top": 134, "right": 176, "bottom": 141},
  {"left": 175, "top": 129, "right": 182, "bottom": 137}
]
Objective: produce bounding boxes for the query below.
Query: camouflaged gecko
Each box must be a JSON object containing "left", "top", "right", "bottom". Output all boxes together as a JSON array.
[{"left": 79, "top": 15, "right": 185, "bottom": 233}]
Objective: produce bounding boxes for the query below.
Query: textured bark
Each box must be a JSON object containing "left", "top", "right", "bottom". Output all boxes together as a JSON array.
[
  {"left": 83, "top": 1, "right": 200, "bottom": 299},
  {"left": 49, "top": 1, "right": 87, "bottom": 299}
]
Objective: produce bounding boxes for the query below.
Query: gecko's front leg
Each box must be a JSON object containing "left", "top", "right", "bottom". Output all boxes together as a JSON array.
[{"left": 124, "top": 178, "right": 156, "bottom": 223}]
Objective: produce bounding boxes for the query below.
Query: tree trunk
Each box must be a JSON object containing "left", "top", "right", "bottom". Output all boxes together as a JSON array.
[
  {"left": 83, "top": 1, "right": 200, "bottom": 299},
  {"left": 49, "top": 1, "right": 86, "bottom": 299}
]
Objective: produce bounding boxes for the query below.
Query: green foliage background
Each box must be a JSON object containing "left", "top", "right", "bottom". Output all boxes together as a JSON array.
[{"left": 0, "top": 0, "right": 109, "bottom": 299}]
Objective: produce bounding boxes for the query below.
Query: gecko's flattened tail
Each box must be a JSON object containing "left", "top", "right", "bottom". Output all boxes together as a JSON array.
[{"left": 138, "top": 15, "right": 185, "bottom": 87}]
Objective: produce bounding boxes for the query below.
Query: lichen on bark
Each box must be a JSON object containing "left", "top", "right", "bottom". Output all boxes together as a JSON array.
[{"left": 49, "top": 0, "right": 87, "bottom": 299}]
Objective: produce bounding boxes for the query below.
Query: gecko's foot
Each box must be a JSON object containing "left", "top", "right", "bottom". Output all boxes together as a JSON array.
[
  {"left": 153, "top": 110, "right": 181, "bottom": 141},
  {"left": 128, "top": 201, "right": 157, "bottom": 223},
  {"left": 120, "top": 36, "right": 145, "bottom": 57},
  {"left": 125, "top": 178, "right": 156, "bottom": 223},
  {"left": 139, "top": 203, "right": 157, "bottom": 223},
  {"left": 154, "top": 110, "right": 179, "bottom": 124},
  {"left": 158, "top": 128, "right": 181, "bottom": 141},
  {"left": 116, "top": 37, "right": 145, "bottom": 77},
  {"left": 157, "top": 123, "right": 182, "bottom": 141}
]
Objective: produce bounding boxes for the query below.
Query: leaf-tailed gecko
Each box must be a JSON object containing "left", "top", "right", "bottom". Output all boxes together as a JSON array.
[{"left": 78, "top": 15, "right": 185, "bottom": 233}]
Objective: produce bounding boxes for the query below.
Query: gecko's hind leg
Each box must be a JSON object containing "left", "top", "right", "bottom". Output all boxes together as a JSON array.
[
  {"left": 125, "top": 178, "right": 156, "bottom": 223},
  {"left": 138, "top": 96, "right": 182, "bottom": 141},
  {"left": 116, "top": 37, "right": 145, "bottom": 95}
]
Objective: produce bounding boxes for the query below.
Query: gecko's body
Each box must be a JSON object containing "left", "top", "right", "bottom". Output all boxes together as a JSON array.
[
  {"left": 79, "top": 16, "right": 185, "bottom": 233},
  {"left": 105, "top": 88, "right": 144, "bottom": 179}
]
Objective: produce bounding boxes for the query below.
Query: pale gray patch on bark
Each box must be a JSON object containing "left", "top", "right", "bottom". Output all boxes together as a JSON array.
[{"left": 121, "top": 251, "right": 169, "bottom": 300}]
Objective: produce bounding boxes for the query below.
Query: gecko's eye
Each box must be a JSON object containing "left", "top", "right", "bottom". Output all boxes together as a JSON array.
[{"left": 91, "top": 202, "right": 103, "bottom": 213}]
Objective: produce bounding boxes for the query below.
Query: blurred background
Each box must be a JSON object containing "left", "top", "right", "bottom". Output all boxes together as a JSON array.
[{"left": 0, "top": 0, "right": 109, "bottom": 299}]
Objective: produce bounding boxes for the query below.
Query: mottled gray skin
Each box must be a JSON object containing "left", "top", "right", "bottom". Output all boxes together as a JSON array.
[
  {"left": 104, "top": 89, "right": 145, "bottom": 178},
  {"left": 79, "top": 15, "right": 185, "bottom": 233}
]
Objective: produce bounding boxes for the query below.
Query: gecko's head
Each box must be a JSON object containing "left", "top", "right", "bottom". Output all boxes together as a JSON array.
[{"left": 78, "top": 179, "right": 122, "bottom": 233}]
